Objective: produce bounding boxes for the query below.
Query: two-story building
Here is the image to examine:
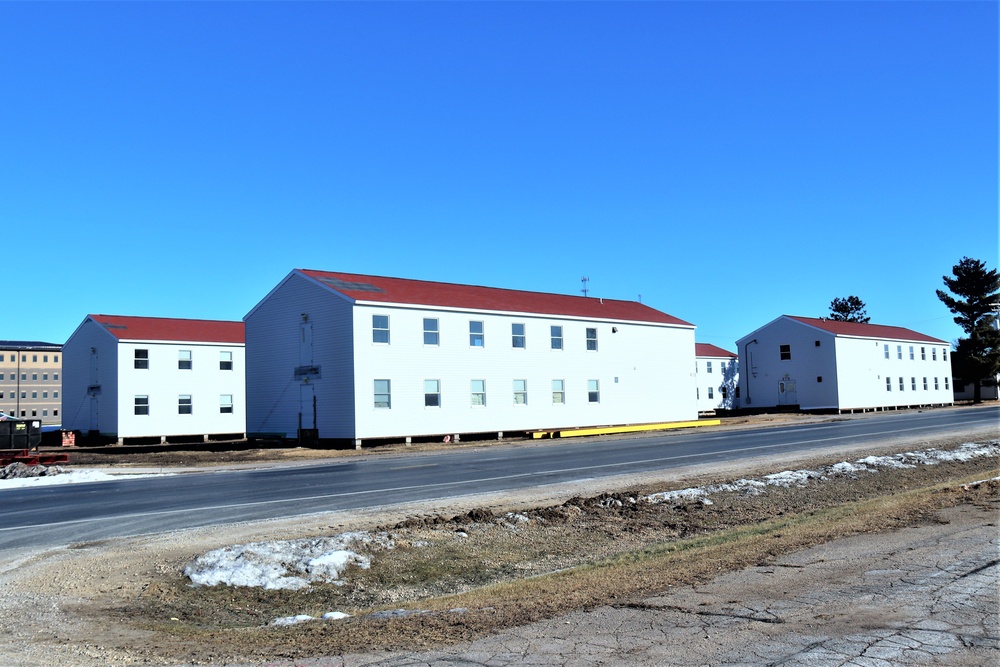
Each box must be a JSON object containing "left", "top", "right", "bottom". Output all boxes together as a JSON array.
[
  {"left": 737, "top": 316, "right": 953, "bottom": 412},
  {"left": 62, "top": 315, "right": 246, "bottom": 443},
  {"left": 695, "top": 343, "right": 739, "bottom": 413},
  {"left": 245, "top": 270, "right": 697, "bottom": 446}
]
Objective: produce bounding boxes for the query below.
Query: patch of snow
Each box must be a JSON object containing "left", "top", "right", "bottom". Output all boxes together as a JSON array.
[
  {"left": 322, "top": 611, "right": 351, "bottom": 620},
  {"left": 0, "top": 468, "right": 170, "bottom": 490}
]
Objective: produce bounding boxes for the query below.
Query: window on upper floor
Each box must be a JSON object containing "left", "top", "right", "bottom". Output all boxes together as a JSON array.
[
  {"left": 943, "top": 348, "right": 948, "bottom": 361},
  {"left": 423, "top": 318, "right": 439, "bottom": 346},
  {"left": 932, "top": 348, "right": 937, "bottom": 361},
  {"left": 178, "top": 350, "right": 192, "bottom": 370},
  {"left": 218, "top": 351, "right": 233, "bottom": 371},
  {"left": 134, "top": 349, "right": 149, "bottom": 370},
  {"left": 512, "top": 323, "right": 525, "bottom": 349},
  {"left": 469, "top": 321, "right": 484, "bottom": 347},
  {"left": 551, "top": 326, "right": 563, "bottom": 350},
  {"left": 779, "top": 344, "right": 791, "bottom": 361},
  {"left": 586, "top": 328, "right": 598, "bottom": 351},
  {"left": 884, "top": 344, "right": 889, "bottom": 359},
  {"left": 909, "top": 346, "right": 914, "bottom": 360},
  {"left": 372, "top": 315, "right": 390, "bottom": 344},
  {"left": 897, "top": 345, "right": 903, "bottom": 360},
  {"left": 921, "top": 347, "right": 926, "bottom": 360},
  {"left": 706, "top": 361, "right": 713, "bottom": 374}
]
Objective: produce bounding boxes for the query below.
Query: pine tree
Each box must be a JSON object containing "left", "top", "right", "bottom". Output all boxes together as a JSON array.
[
  {"left": 936, "top": 257, "right": 1000, "bottom": 403},
  {"left": 828, "top": 296, "right": 870, "bottom": 323}
]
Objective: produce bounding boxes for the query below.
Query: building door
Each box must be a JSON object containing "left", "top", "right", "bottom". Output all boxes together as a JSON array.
[
  {"left": 88, "top": 348, "right": 100, "bottom": 433},
  {"left": 297, "top": 321, "right": 318, "bottom": 444},
  {"left": 777, "top": 379, "right": 797, "bottom": 406}
]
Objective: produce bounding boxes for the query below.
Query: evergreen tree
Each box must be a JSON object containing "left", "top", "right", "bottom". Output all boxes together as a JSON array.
[
  {"left": 936, "top": 257, "right": 1000, "bottom": 403},
  {"left": 828, "top": 296, "right": 870, "bottom": 323}
]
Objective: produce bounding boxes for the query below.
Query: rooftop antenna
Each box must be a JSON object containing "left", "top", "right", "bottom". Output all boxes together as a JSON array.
[
  {"left": 581, "top": 276, "right": 590, "bottom": 297},
  {"left": 638, "top": 294, "right": 642, "bottom": 304}
]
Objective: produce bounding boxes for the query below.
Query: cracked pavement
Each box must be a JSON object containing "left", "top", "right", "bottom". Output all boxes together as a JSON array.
[{"left": 257, "top": 502, "right": 998, "bottom": 667}]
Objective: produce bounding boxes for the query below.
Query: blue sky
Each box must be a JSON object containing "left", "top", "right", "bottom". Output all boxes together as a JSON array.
[{"left": 2, "top": 1, "right": 996, "bottom": 349}]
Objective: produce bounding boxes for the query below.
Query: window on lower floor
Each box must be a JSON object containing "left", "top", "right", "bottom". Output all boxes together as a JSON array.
[
  {"left": 588, "top": 379, "right": 600, "bottom": 403},
  {"left": 424, "top": 380, "right": 441, "bottom": 407},
  {"left": 886, "top": 377, "right": 892, "bottom": 391},
  {"left": 923, "top": 377, "right": 928, "bottom": 390},
  {"left": 945, "top": 377, "right": 950, "bottom": 389},
  {"left": 552, "top": 379, "right": 565, "bottom": 404},
  {"left": 911, "top": 377, "right": 916, "bottom": 391},
  {"left": 220, "top": 395, "right": 234, "bottom": 414},
  {"left": 934, "top": 377, "right": 939, "bottom": 390},
  {"left": 471, "top": 380, "right": 486, "bottom": 406},
  {"left": 899, "top": 377, "right": 904, "bottom": 391},
  {"left": 178, "top": 395, "right": 193, "bottom": 414},
  {"left": 134, "top": 396, "right": 149, "bottom": 416},
  {"left": 374, "top": 380, "right": 391, "bottom": 408},
  {"left": 513, "top": 379, "right": 527, "bottom": 405},
  {"left": 707, "top": 387, "right": 714, "bottom": 399}
]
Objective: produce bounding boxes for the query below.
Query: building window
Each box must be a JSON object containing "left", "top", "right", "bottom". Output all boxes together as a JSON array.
[
  {"left": 42, "top": 392, "right": 47, "bottom": 399},
  {"left": 135, "top": 349, "right": 149, "bottom": 369},
  {"left": 513, "top": 379, "right": 527, "bottom": 405},
  {"left": 588, "top": 380, "right": 600, "bottom": 403},
  {"left": 42, "top": 373, "right": 48, "bottom": 381},
  {"left": 551, "top": 326, "right": 563, "bottom": 350},
  {"left": 817, "top": 376, "right": 823, "bottom": 383},
  {"left": 909, "top": 346, "right": 914, "bottom": 360},
  {"left": 42, "top": 410, "right": 48, "bottom": 417},
  {"left": 178, "top": 395, "right": 193, "bottom": 415},
  {"left": 31, "top": 392, "right": 37, "bottom": 399},
  {"left": 779, "top": 344, "right": 791, "bottom": 361},
  {"left": 923, "top": 377, "right": 928, "bottom": 390},
  {"left": 53, "top": 409, "right": 58, "bottom": 417},
  {"left": 586, "top": 327, "right": 598, "bottom": 351},
  {"left": 372, "top": 315, "right": 390, "bottom": 344},
  {"left": 373, "top": 380, "right": 391, "bottom": 408},
  {"left": 134, "top": 396, "right": 150, "bottom": 416},
  {"left": 943, "top": 348, "right": 948, "bottom": 361},
  {"left": 54, "top": 373, "right": 59, "bottom": 381},
  {"left": 423, "top": 318, "right": 439, "bottom": 346},
  {"left": 934, "top": 377, "right": 939, "bottom": 390},
  {"left": 20, "top": 374, "right": 26, "bottom": 381},
  {"left": 932, "top": 348, "right": 937, "bottom": 361},
  {"left": 469, "top": 321, "right": 484, "bottom": 347},
  {"left": 735, "top": 386, "right": 740, "bottom": 399},
  {"left": 32, "top": 355, "right": 37, "bottom": 362},
  {"left": 706, "top": 361, "right": 713, "bottom": 374},
  {"left": 911, "top": 377, "right": 917, "bottom": 391},
  {"left": 178, "top": 350, "right": 192, "bottom": 370},
  {"left": 884, "top": 344, "right": 889, "bottom": 359},
  {"left": 31, "top": 374, "right": 37, "bottom": 381},
  {"left": 54, "top": 355, "right": 58, "bottom": 363},
  {"left": 552, "top": 379, "right": 565, "bottom": 404},
  {"left": 886, "top": 377, "right": 892, "bottom": 391},
  {"left": 899, "top": 377, "right": 904, "bottom": 391},
  {"left": 512, "top": 323, "right": 525, "bottom": 348},
  {"left": 897, "top": 345, "right": 902, "bottom": 360},
  {"left": 707, "top": 387, "right": 714, "bottom": 399},
  {"left": 945, "top": 377, "right": 950, "bottom": 389},
  {"left": 220, "top": 351, "right": 233, "bottom": 370},
  {"left": 921, "top": 347, "right": 926, "bottom": 360},
  {"left": 20, "top": 392, "right": 26, "bottom": 399},
  {"left": 53, "top": 391, "right": 58, "bottom": 398},
  {"left": 721, "top": 387, "right": 728, "bottom": 398},
  {"left": 424, "top": 380, "right": 441, "bottom": 407},
  {"left": 43, "top": 355, "right": 48, "bottom": 363},
  {"left": 471, "top": 380, "right": 486, "bottom": 406},
  {"left": 220, "top": 395, "right": 234, "bottom": 414}
]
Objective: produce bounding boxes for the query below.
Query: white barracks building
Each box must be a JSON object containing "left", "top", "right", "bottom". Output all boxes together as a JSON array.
[
  {"left": 62, "top": 315, "right": 246, "bottom": 443},
  {"left": 245, "top": 270, "right": 697, "bottom": 445},
  {"left": 737, "top": 316, "right": 954, "bottom": 412}
]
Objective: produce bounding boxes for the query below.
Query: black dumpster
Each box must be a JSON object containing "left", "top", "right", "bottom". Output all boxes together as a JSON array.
[{"left": 0, "top": 418, "right": 42, "bottom": 450}]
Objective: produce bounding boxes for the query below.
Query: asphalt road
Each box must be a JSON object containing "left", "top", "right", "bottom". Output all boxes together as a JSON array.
[{"left": 2, "top": 406, "right": 996, "bottom": 551}]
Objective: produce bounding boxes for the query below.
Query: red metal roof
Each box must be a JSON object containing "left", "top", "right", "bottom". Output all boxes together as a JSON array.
[
  {"left": 696, "top": 343, "right": 736, "bottom": 358},
  {"left": 787, "top": 316, "right": 946, "bottom": 344},
  {"left": 89, "top": 315, "right": 245, "bottom": 344},
  {"left": 297, "top": 270, "right": 693, "bottom": 326}
]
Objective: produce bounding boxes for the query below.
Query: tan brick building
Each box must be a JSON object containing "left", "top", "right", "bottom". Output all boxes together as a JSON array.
[{"left": 0, "top": 341, "right": 63, "bottom": 424}]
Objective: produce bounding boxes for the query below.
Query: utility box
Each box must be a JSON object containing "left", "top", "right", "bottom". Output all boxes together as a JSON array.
[{"left": 0, "top": 418, "right": 42, "bottom": 450}]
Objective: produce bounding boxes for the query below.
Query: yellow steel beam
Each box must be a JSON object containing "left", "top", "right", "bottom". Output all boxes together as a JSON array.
[{"left": 531, "top": 419, "right": 720, "bottom": 439}]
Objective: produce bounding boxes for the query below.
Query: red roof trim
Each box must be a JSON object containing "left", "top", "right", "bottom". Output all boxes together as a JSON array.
[
  {"left": 696, "top": 343, "right": 736, "bottom": 358},
  {"left": 787, "top": 316, "right": 946, "bottom": 344},
  {"left": 89, "top": 315, "right": 245, "bottom": 344},
  {"left": 297, "top": 270, "right": 693, "bottom": 326}
]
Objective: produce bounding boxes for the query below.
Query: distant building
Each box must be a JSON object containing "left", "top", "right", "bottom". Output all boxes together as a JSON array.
[
  {"left": 695, "top": 343, "right": 739, "bottom": 412},
  {"left": 0, "top": 341, "right": 62, "bottom": 424},
  {"left": 62, "top": 315, "right": 246, "bottom": 443},
  {"left": 736, "top": 316, "right": 954, "bottom": 412},
  {"left": 245, "top": 270, "right": 697, "bottom": 445}
]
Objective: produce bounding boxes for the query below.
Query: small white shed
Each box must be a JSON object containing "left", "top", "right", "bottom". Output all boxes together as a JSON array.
[
  {"left": 245, "top": 270, "right": 697, "bottom": 444},
  {"left": 62, "top": 315, "right": 246, "bottom": 443},
  {"left": 736, "top": 316, "right": 953, "bottom": 412}
]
